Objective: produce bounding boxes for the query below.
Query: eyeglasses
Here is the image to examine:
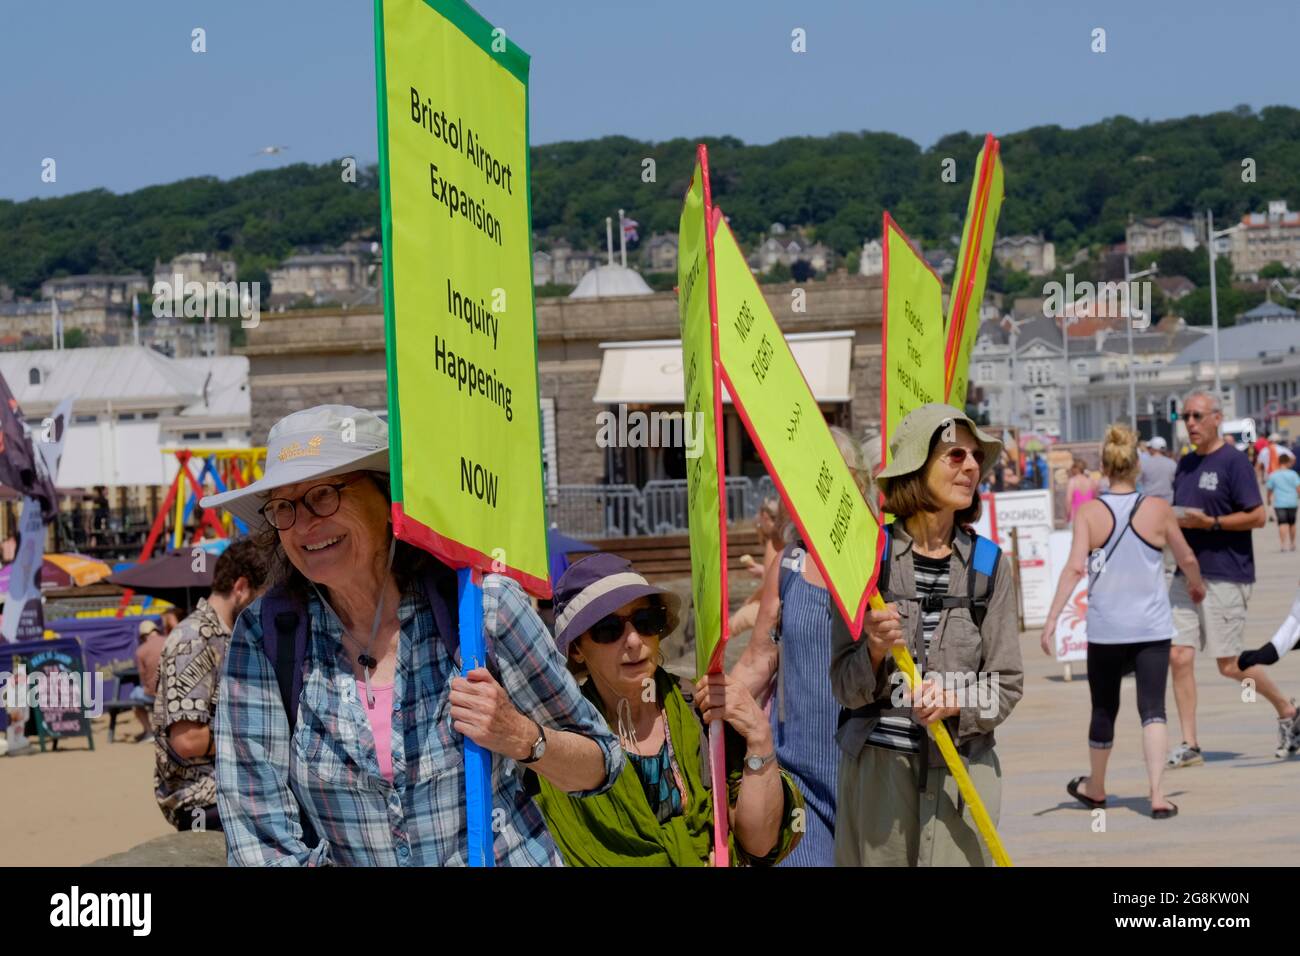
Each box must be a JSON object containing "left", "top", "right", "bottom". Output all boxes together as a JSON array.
[
  {"left": 1180, "top": 410, "right": 1218, "bottom": 422},
  {"left": 260, "top": 476, "right": 364, "bottom": 531},
  {"left": 940, "top": 447, "right": 986, "bottom": 469},
  {"left": 586, "top": 604, "right": 669, "bottom": 644}
]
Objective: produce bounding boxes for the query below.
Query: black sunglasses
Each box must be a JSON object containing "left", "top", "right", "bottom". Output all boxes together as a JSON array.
[
  {"left": 1180, "top": 410, "right": 1217, "bottom": 423},
  {"left": 587, "top": 604, "right": 669, "bottom": 644}
]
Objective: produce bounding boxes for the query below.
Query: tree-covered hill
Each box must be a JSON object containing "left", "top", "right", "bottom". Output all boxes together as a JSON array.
[{"left": 2, "top": 105, "right": 1296, "bottom": 298}]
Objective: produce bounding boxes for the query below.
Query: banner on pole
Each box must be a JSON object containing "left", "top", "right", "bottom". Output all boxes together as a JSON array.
[
  {"left": 880, "top": 212, "right": 946, "bottom": 474},
  {"left": 943, "top": 134, "right": 1004, "bottom": 410},
  {"left": 713, "top": 219, "right": 882, "bottom": 640},
  {"left": 677, "top": 151, "right": 729, "bottom": 678},
  {"left": 376, "top": 0, "right": 549, "bottom": 597}
]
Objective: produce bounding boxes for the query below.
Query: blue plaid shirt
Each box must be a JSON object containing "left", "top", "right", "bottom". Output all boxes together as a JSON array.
[{"left": 216, "top": 573, "right": 622, "bottom": 866}]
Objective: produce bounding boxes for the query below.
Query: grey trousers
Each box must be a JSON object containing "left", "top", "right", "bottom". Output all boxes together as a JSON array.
[{"left": 834, "top": 744, "right": 1002, "bottom": 867}]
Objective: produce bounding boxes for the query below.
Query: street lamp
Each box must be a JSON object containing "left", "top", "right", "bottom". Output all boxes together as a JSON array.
[
  {"left": 1206, "top": 210, "right": 1243, "bottom": 401},
  {"left": 1004, "top": 313, "right": 1047, "bottom": 435},
  {"left": 1123, "top": 255, "right": 1158, "bottom": 432},
  {"left": 1061, "top": 310, "right": 1073, "bottom": 442}
]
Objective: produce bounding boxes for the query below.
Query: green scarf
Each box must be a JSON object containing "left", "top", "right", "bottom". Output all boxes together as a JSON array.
[{"left": 533, "top": 668, "right": 801, "bottom": 867}]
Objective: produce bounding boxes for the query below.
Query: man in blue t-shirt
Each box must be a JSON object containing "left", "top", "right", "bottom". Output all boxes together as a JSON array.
[{"left": 1169, "top": 391, "right": 1300, "bottom": 766}]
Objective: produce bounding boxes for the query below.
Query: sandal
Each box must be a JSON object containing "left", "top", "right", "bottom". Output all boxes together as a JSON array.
[
  {"left": 1067, "top": 775, "right": 1107, "bottom": 809},
  {"left": 1152, "top": 802, "right": 1179, "bottom": 819}
]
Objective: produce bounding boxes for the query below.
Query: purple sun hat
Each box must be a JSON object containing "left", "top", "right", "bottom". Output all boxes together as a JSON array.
[{"left": 551, "top": 552, "right": 681, "bottom": 655}]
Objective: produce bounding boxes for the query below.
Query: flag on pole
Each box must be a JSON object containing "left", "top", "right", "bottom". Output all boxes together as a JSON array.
[{"left": 621, "top": 215, "right": 639, "bottom": 244}]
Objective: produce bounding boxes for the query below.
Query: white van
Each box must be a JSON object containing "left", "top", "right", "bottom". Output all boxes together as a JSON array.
[{"left": 1221, "top": 417, "right": 1257, "bottom": 451}]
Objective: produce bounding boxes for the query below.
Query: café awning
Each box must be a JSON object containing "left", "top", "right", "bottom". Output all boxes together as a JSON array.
[{"left": 593, "top": 330, "right": 854, "bottom": 404}]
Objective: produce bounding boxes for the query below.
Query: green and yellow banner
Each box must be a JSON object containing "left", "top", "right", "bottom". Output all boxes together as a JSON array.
[
  {"left": 376, "top": 0, "right": 549, "bottom": 596},
  {"left": 880, "top": 212, "right": 946, "bottom": 473},
  {"left": 943, "top": 134, "right": 1004, "bottom": 410},
  {"left": 678, "top": 151, "right": 729, "bottom": 678},
  {"left": 713, "top": 219, "right": 882, "bottom": 639}
]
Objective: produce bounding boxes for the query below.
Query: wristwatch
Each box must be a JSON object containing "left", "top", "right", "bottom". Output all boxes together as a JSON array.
[
  {"left": 519, "top": 720, "right": 547, "bottom": 764},
  {"left": 1211, "top": 518, "right": 1222, "bottom": 532},
  {"left": 744, "top": 750, "right": 776, "bottom": 773}
]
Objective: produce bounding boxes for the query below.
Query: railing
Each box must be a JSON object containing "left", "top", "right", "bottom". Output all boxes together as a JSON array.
[{"left": 546, "top": 476, "right": 776, "bottom": 537}]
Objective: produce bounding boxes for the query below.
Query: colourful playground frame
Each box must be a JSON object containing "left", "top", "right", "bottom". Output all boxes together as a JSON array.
[{"left": 114, "top": 447, "right": 267, "bottom": 616}]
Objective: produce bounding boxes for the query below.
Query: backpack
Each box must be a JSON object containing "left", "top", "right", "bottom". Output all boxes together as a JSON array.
[{"left": 876, "top": 525, "right": 1002, "bottom": 631}]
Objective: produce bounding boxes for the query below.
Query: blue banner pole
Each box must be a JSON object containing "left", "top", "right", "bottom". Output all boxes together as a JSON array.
[{"left": 456, "top": 567, "right": 494, "bottom": 867}]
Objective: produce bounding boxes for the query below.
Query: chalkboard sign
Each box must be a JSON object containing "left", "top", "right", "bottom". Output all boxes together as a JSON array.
[{"left": 15, "top": 646, "right": 95, "bottom": 752}]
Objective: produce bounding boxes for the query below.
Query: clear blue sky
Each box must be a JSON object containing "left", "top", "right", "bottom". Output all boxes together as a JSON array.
[{"left": 1, "top": 0, "right": 1294, "bottom": 201}]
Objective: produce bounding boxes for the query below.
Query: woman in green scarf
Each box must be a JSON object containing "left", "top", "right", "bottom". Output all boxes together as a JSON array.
[{"left": 533, "top": 553, "right": 803, "bottom": 866}]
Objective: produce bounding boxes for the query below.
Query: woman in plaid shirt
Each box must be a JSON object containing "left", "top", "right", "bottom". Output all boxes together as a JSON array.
[{"left": 202, "top": 405, "right": 622, "bottom": 866}]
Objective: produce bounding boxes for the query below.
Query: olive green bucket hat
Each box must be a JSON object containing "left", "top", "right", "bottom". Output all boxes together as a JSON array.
[{"left": 876, "top": 403, "right": 1003, "bottom": 489}]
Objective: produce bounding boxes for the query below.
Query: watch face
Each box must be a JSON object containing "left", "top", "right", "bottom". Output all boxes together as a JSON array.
[
  {"left": 746, "top": 755, "right": 762, "bottom": 771},
  {"left": 533, "top": 737, "right": 547, "bottom": 760}
]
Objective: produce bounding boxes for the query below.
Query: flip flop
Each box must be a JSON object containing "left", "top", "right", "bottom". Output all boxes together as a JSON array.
[
  {"left": 1152, "top": 802, "right": 1179, "bottom": 819},
  {"left": 1067, "top": 775, "right": 1106, "bottom": 809}
]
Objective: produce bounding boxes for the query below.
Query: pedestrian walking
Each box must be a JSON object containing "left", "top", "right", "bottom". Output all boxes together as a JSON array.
[
  {"left": 1167, "top": 391, "right": 1300, "bottom": 767},
  {"left": 1265, "top": 448, "right": 1300, "bottom": 552},
  {"left": 1042, "top": 423, "right": 1206, "bottom": 819}
]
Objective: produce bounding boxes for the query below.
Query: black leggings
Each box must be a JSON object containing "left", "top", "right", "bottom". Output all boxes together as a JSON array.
[{"left": 1086, "top": 639, "right": 1170, "bottom": 749}]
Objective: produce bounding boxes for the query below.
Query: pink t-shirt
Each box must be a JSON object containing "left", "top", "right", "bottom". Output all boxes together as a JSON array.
[{"left": 357, "top": 679, "right": 395, "bottom": 784}]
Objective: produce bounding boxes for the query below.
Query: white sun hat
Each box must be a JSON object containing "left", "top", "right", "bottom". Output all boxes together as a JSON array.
[{"left": 199, "top": 405, "right": 389, "bottom": 531}]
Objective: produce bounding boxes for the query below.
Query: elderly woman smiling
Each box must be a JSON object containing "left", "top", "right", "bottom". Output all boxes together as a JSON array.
[{"left": 201, "top": 405, "right": 622, "bottom": 866}]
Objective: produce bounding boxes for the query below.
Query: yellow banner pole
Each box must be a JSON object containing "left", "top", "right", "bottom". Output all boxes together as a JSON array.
[{"left": 869, "top": 592, "right": 1012, "bottom": 867}]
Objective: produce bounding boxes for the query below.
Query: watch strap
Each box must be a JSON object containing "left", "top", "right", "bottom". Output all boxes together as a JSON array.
[
  {"left": 744, "top": 750, "right": 776, "bottom": 772},
  {"left": 519, "top": 719, "right": 545, "bottom": 764}
]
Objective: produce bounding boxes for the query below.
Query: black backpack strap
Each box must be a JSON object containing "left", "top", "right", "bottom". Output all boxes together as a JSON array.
[
  {"left": 260, "top": 588, "right": 310, "bottom": 732},
  {"left": 877, "top": 526, "right": 893, "bottom": 599},
  {"left": 257, "top": 587, "right": 319, "bottom": 850},
  {"left": 421, "top": 560, "right": 463, "bottom": 665}
]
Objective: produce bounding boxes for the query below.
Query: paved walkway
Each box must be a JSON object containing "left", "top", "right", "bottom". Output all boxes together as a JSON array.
[{"left": 1000, "top": 524, "right": 1300, "bottom": 866}]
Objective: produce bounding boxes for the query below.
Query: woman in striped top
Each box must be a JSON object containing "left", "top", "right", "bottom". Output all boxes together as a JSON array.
[{"left": 830, "top": 404, "right": 1023, "bottom": 867}]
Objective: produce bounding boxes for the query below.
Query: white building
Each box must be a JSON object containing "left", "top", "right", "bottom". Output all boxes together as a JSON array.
[
  {"left": 1126, "top": 217, "right": 1198, "bottom": 255},
  {"left": 969, "top": 314, "right": 1207, "bottom": 441},
  {"left": 859, "top": 238, "right": 883, "bottom": 277},
  {"left": 993, "top": 235, "right": 1056, "bottom": 276},
  {"left": 1231, "top": 200, "right": 1300, "bottom": 278},
  {"left": 0, "top": 346, "right": 250, "bottom": 488}
]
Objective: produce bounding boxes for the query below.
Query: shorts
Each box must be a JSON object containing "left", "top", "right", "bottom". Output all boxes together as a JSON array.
[
  {"left": 1277, "top": 507, "right": 1296, "bottom": 525},
  {"left": 128, "top": 685, "right": 154, "bottom": 705},
  {"left": 1169, "top": 577, "right": 1251, "bottom": 659}
]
